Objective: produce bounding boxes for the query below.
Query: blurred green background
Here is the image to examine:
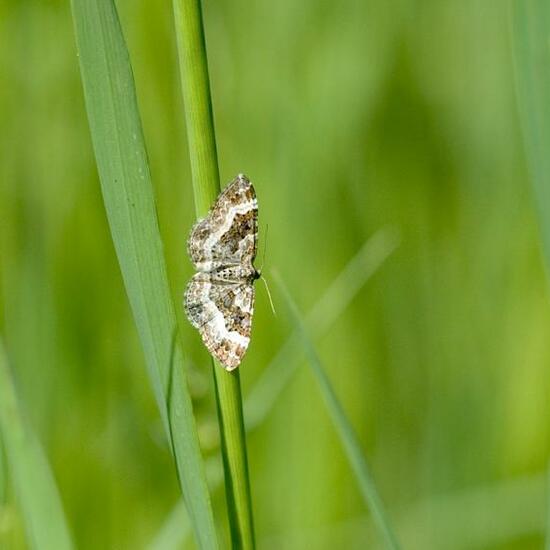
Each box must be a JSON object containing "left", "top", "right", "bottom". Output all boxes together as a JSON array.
[{"left": 1, "top": 0, "right": 549, "bottom": 548}]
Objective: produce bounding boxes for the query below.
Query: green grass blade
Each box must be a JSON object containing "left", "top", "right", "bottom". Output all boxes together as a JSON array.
[
  {"left": 273, "top": 274, "right": 401, "bottom": 550},
  {"left": 0, "top": 337, "right": 74, "bottom": 550},
  {"left": 70, "top": 1, "right": 217, "bottom": 547},
  {"left": 245, "top": 228, "right": 399, "bottom": 430},
  {"left": 512, "top": 0, "right": 550, "bottom": 267},
  {"left": 172, "top": 0, "right": 255, "bottom": 547}
]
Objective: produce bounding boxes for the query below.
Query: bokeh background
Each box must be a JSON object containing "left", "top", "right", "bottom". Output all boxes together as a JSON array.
[{"left": 1, "top": 1, "right": 549, "bottom": 548}]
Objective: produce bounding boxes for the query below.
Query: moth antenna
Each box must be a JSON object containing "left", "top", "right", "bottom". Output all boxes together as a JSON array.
[
  {"left": 256, "top": 224, "right": 275, "bottom": 315},
  {"left": 260, "top": 275, "right": 277, "bottom": 317},
  {"left": 259, "top": 224, "right": 269, "bottom": 273}
]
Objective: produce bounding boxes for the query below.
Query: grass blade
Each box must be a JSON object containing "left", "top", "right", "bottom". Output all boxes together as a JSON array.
[
  {"left": 172, "top": 0, "right": 255, "bottom": 547},
  {"left": 0, "top": 337, "right": 74, "bottom": 550},
  {"left": 512, "top": 1, "right": 550, "bottom": 268},
  {"left": 273, "top": 274, "right": 401, "bottom": 550},
  {"left": 70, "top": 1, "right": 217, "bottom": 547}
]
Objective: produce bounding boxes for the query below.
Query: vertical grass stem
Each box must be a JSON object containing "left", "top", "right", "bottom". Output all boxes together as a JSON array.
[{"left": 172, "top": 1, "right": 256, "bottom": 547}]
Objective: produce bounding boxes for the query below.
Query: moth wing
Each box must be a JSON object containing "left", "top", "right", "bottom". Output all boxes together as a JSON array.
[
  {"left": 184, "top": 273, "right": 255, "bottom": 370},
  {"left": 187, "top": 174, "right": 258, "bottom": 270}
]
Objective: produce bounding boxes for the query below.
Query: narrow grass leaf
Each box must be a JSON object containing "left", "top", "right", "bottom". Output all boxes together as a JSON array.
[
  {"left": 0, "top": 337, "right": 74, "bottom": 550},
  {"left": 512, "top": 1, "right": 550, "bottom": 269},
  {"left": 273, "top": 274, "right": 401, "bottom": 550},
  {"left": 70, "top": 1, "right": 217, "bottom": 547}
]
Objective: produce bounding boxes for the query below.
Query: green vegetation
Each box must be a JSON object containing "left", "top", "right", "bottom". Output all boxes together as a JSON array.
[{"left": 0, "top": 1, "right": 549, "bottom": 548}]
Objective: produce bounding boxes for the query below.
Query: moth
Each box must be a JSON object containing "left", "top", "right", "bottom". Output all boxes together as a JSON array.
[{"left": 184, "top": 174, "right": 259, "bottom": 370}]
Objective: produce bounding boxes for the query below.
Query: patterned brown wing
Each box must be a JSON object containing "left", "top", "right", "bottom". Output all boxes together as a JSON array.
[
  {"left": 184, "top": 273, "right": 255, "bottom": 370},
  {"left": 187, "top": 174, "right": 258, "bottom": 272}
]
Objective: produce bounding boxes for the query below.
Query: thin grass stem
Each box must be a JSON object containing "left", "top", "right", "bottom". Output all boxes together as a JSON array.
[{"left": 172, "top": 0, "right": 255, "bottom": 547}]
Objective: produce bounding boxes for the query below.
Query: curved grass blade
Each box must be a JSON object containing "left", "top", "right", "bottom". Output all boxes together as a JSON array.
[
  {"left": 0, "top": 337, "right": 74, "bottom": 550},
  {"left": 273, "top": 274, "right": 401, "bottom": 550},
  {"left": 70, "top": 1, "right": 217, "bottom": 547}
]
